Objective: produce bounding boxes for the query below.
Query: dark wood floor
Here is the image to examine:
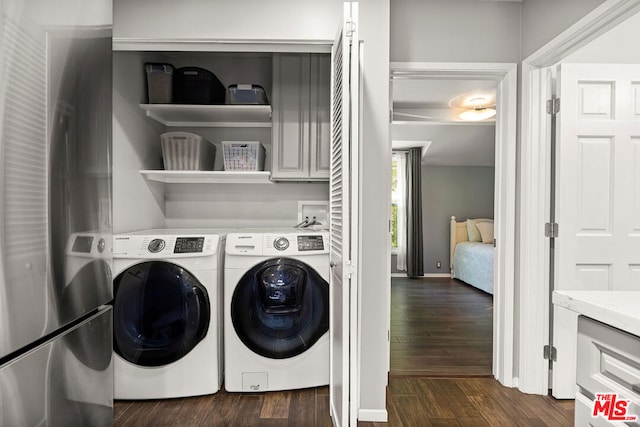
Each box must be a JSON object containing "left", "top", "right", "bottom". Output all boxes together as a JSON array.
[
  {"left": 114, "top": 277, "right": 574, "bottom": 426},
  {"left": 115, "top": 386, "right": 333, "bottom": 427},
  {"left": 390, "top": 277, "right": 492, "bottom": 376}
]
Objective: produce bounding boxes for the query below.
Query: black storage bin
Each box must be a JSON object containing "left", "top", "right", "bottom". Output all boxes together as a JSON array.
[{"left": 174, "top": 66, "right": 226, "bottom": 105}]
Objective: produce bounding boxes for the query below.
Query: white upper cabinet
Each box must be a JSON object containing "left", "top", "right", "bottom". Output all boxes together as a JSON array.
[{"left": 271, "top": 53, "right": 331, "bottom": 181}]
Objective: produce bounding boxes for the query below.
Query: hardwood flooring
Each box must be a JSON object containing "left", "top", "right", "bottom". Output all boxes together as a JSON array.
[
  {"left": 114, "top": 386, "right": 333, "bottom": 427},
  {"left": 114, "top": 277, "right": 574, "bottom": 426},
  {"left": 390, "top": 277, "right": 493, "bottom": 376}
]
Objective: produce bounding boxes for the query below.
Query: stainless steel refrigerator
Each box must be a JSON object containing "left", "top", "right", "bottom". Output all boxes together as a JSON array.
[{"left": 0, "top": 2, "right": 113, "bottom": 425}]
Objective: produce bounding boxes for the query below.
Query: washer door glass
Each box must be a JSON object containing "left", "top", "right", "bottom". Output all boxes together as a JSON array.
[
  {"left": 113, "top": 261, "right": 210, "bottom": 367},
  {"left": 231, "top": 258, "right": 329, "bottom": 359}
]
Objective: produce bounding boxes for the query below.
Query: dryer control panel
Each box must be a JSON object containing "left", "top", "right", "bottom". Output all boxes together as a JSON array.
[{"left": 113, "top": 234, "right": 221, "bottom": 258}]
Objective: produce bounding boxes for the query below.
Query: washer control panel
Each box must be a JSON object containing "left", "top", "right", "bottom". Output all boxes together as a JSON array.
[
  {"left": 226, "top": 231, "right": 329, "bottom": 256},
  {"left": 297, "top": 235, "right": 325, "bottom": 251}
]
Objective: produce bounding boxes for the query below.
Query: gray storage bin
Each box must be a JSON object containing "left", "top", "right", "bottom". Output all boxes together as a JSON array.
[
  {"left": 226, "top": 84, "right": 268, "bottom": 105},
  {"left": 145, "top": 63, "right": 174, "bottom": 104}
]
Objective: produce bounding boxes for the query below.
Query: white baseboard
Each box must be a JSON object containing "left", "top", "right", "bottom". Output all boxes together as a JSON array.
[{"left": 358, "top": 409, "right": 388, "bottom": 422}]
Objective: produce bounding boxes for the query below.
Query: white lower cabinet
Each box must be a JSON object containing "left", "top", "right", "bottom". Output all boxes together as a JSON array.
[
  {"left": 271, "top": 53, "right": 330, "bottom": 181},
  {"left": 575, "top": 316, "right": 640, "bottom": 425}
]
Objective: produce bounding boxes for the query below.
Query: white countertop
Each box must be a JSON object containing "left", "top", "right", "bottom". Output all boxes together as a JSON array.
[{"left": 552, "top": 291, "right": 640, "bottom": 337}]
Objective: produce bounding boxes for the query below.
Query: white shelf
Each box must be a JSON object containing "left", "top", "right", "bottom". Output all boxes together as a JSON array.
[
  {"left": 140, "top": 104, "right": 272, "bottom": 127},
  {"left": 140, "top": 170, "right": 273, "bottom": 184}
]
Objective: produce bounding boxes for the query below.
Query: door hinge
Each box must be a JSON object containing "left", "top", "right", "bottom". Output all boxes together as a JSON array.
[
  {"left": 546, "top": 96, "right": 560, "bottom": 115},
  {"left": 545, "top": 222, "right": 559, "bottom": 238},
  {"left": 543, "top": 345, "right": 557, "bottom": 361},
  {"left": 346, "top": 19, "right": 356, "bottom": 38},
  {"left": 346, "top": 260, "right": 355, "bottom": 279}
]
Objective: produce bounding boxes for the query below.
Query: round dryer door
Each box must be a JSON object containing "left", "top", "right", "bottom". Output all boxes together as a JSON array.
[
  {"left": 231, "top": 258, "right": 329, "bottom": 359},
  {"left": 113, "top": 261, "right": 210, "bottom": 367}
]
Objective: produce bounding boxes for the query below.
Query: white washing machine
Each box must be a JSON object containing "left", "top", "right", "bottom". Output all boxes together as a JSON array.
[
  {"left": 112, "top": 229, "right": 226, "bottom": 399},
  {"left": 224, "top": 229, "right": 330, "bottom": 392}
]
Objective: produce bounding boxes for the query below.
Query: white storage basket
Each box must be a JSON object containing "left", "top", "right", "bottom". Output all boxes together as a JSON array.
[
  {"left": 161, "top": 132, "right": 216, "bottom": 170},
  {"left": 222, "top": 141, "right": 265, "bottom": 171}
]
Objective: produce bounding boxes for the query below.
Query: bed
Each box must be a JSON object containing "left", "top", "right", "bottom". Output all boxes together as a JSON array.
[{"left": 450, "top": 216, "right": 494, "bottom": 295}]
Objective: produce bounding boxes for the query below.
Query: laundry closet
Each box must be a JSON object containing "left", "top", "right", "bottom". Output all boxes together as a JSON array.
[{"left": 111, "top": 0, "right": 342, "bottom": 233}]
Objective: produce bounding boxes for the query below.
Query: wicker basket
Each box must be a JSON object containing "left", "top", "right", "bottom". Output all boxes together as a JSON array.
[
  {"left": 222, "top": 141, "right": 265, "bottom": 171},
  {"left": 161, "top": 132, "right": 216, "bottom": 170}
]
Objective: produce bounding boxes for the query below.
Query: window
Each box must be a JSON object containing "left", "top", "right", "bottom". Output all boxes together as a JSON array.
[
  {"left": 391, "top": 155, "right": 399, "bottom": 249},
  {"left": 391, "top": 152, "right": 407, "bottom": 269}
]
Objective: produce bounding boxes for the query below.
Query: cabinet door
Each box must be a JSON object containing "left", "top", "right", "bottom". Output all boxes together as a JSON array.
[
  {"left": 271, "top": 53, "right": 311, "bottom": 180},
  {"left": 309, "top": 54, "right": 331, "bottom": 180}
]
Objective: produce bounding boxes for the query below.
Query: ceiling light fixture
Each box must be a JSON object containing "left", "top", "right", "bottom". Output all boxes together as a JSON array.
[{"left": 459, "top": 98, "right": 496, "bottom": 121}]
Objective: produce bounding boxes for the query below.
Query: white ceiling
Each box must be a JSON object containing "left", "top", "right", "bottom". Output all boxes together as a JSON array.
[{"left": 391, "top": 78, "right": 497, "bottom": 167}]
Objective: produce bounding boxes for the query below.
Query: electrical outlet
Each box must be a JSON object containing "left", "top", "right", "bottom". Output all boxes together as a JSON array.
[{"left": 436, "top": 261, "right": 441, "bottom": 269}]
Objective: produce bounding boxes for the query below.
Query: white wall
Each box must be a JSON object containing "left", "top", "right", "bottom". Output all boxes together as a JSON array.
[
  {"left": 358, "top": 0, "right": 391, "bottom": 421},
  {"left": 521, "top": 0, "right": 606, "bottom": 59},
  {"left": 164, "top": 182, "right": 328, "bottom": 229},
  {"left": 390, "top": 0, "right": 520, "bottom": 63},
  {"left": 112, "top": 51, "right": 167, "bottom": 233},
  {"left": 564, "top": 9, "right": 640, "bottom": 63},
  {"left": 113, "top": 0, "right": 342, "bottom": 43}
]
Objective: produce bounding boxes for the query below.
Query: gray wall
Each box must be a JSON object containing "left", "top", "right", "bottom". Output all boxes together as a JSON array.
[
  {"left": 391, "top": 166, "right": 495, "bottom": 275},
  {"left": 521, "top": 0, "right": 606, "bottom": 59},
  {"left": 422, "top": 166, "right": 495, "bottom": 274}
]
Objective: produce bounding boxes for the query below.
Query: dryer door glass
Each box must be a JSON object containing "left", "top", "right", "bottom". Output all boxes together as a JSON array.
[
  {"left": 231, "top": 258, "right": 329, "bottom": 359},
  {"left": 113, "top": 261, "right": 210, "bottom": 367}
]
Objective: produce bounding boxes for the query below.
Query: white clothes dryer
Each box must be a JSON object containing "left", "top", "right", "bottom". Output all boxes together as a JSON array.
[
  {"left": 224, "top": 230, "right": 330, "bottom": 392},
  {"left": 112, "top": 229, "right": 225, "bottom": 399}
]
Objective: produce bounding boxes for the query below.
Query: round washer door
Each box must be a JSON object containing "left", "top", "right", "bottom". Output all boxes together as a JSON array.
[
  {"left": 231, "top": 258, "right": 329, "bottom": 359},
  {"left": 113, "top": 261, "right": 210, "bottom": 367}
]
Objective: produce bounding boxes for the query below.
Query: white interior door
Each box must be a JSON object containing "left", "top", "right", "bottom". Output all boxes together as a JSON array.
[
  {"left": 552, "top": 63, "right": 640, "bottom": 398},
  {"left": 329, "top": 3, "right": 359, "bottom": 427}
]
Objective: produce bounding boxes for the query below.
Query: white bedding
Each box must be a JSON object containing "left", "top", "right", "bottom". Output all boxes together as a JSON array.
[{"left": 452, "top": 242, "right": 494, "bottom": 294}]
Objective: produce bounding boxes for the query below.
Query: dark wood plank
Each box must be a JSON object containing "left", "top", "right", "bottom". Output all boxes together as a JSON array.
[
  {"left": 114, "top": 400, "right": 160, "bottom": 427},
  {"left": 286, "top": 387, "right": 316, "bottom": 427},
  {"left": 259, "top": 391, "right": 291, "bottom": 419},
  {"left": 315, "top": 389, "right": 334, "bottom": 427}
]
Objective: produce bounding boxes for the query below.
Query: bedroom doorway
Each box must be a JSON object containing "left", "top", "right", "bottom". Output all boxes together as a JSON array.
[{"left": 389, "top": 63, "right": 517, "bottom": 384}]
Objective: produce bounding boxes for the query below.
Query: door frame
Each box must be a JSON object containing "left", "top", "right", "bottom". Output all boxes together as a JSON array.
[
  {"left": 389, "top": 61, "right": 518, "bottom": 387},
  {"left": 518, "top": 0, "right": 640, "bottom": 394}
]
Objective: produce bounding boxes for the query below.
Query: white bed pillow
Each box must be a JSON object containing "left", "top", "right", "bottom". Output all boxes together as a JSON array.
[
  {"left": 476, "top": 221, "right": 494, "bottom": 244},
  {"left": 467, "top": 218, "right": 493, "bottom": 242}
]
